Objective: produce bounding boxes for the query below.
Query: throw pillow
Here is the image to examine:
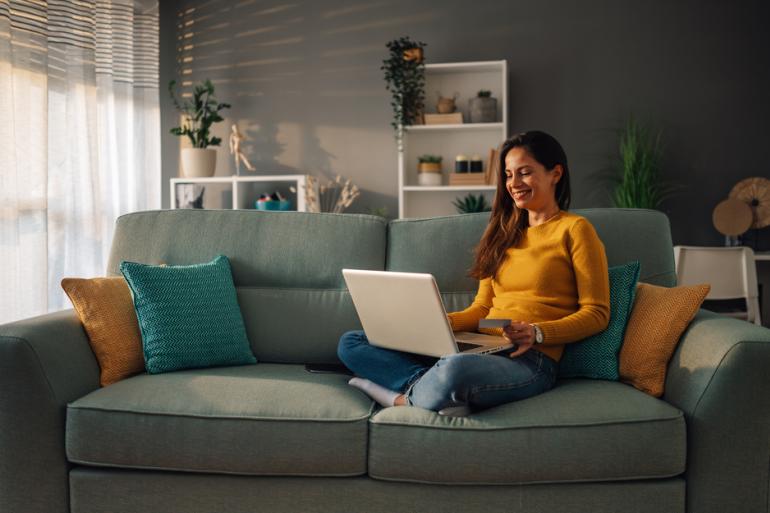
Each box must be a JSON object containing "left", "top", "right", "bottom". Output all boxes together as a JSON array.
[
  {"left": 558, "top": 261, "right": 640, "bottom": 380},
  {"left": 61, "top": 277, "right": 145, "bottom": 386},
  {"left": 120, "top": 254, "right": 257, "bottom": 374},
  {"left": 619, "top": 282, "right": 710, "bottom": 397}
]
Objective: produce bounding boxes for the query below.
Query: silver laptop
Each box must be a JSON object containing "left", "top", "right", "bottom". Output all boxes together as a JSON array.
[{"left": 342, "top": 269, "right": 513, "bottom": 357}]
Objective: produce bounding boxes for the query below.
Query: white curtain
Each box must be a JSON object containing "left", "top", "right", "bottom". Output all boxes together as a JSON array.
[{"left": 0, "top": 0, "right": 160, "bottom": 324}]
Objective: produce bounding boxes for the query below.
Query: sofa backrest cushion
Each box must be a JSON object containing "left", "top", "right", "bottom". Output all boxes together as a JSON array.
[
  {"left": 108, "top": 208, "right": 673, "bottom": 365},
  {"left": 387, "top": 208, "right": 676, "bottom": 316},
  {"left": 108, "top": 210, "right": 387, "bottom": 364}
]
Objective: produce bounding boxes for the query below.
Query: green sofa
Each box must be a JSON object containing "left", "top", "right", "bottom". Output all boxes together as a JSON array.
[{"left": 1, "top": 208, "right": 769, "bottom": 513}]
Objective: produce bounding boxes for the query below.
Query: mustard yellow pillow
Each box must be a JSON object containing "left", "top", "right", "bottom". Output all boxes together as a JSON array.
[
  {"left": 619, "top": 282, "right": 710, "bottom": 397},
  {"left": 62, "top": 277, "right": 145, "bottom": 386}
]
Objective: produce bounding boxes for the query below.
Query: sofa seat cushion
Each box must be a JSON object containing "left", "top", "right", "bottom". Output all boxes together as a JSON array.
[
  {"left": 368, "top": 379, "right": 685, "bottom": 485},
  {"left": 66, "top": 364, "right": 374, "bottom": 476}
]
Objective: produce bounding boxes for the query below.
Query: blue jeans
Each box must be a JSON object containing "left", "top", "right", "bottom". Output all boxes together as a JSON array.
[{"left": 337, "top": 330, "right": 558, "bottom": 412}]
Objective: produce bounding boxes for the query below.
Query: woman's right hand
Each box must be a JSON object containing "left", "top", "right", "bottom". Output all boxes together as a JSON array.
[{"left": 503, "top": 321, "right": 535, "bottom": 357}]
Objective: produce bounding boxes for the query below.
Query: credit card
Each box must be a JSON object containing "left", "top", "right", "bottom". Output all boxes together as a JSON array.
[{"left": 478, "top": 318, "right": 512, "bottom": 329}]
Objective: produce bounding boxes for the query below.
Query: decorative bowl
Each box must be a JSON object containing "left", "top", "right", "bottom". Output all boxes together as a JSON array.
[{"left": 255, "top": 199, "right": 291, "bottom": 211}]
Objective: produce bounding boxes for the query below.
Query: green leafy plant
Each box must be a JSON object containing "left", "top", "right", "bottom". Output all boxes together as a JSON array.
[
  {"left": 611, "top": 118, "right": 676, "bottom": 209},
  {"left": 452, "top": 193, "right": 491, "bottom": 214},
  {"left": 169, "top": 79, "right": 231, "bottom": 148},
  {"left": 418, "top": 154, "right": 442, "bottom": 164},
  {"left": 364, "top": 206, "right": 389, "bottom": 218},
  {"left": 381, "top": 37, "right": 427, "bottom": 149},
  {"left": 477, "top": 90, "right": 492, "bottom": 98}
]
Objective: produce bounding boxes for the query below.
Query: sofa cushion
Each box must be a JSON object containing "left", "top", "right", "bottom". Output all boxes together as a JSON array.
[
  {"left": 559, "top": 261, "right": 640, "bottom": 380},
  {"left": 61, "top": 276, "right": 145, "bottom": 386},
  {"left": 66, "top": 364, "right": 374, "bottom": 476},
  {"left": 107, "top": 210, "right": 388, "bottom": 364},
  {"left": 121, "top": 255, "right": 257, "bottom": 374},
  {"left": 386, "top": 209, "right": 676, "bottom": 292},
  {"left": 368, "top": 379, "right": 685, "bottom": 485},
  {"left": 620, "top": 282, "right": 711, "bottom": 397}
]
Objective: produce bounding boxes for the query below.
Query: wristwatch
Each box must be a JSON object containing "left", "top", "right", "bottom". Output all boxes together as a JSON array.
[{"left": 531, "top": 323, "right": 544, "bottom": 344}]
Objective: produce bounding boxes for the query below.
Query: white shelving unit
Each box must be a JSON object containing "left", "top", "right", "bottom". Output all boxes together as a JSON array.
[
  {"left": 170, "top": 175, "right": 307, "bottom": 211},
  {"left": 398, "top": 60, "right": 507, "bottom": 219}
]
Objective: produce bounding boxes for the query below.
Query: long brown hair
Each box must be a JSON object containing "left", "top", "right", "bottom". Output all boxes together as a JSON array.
[{"left": 469, "top": 131, "right": 571, "bottom": 281}]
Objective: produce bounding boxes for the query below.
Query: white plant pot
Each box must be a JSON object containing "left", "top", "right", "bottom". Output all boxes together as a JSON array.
[
  {"left": 418, "top": 172, "right": 442, "bottom": 186},
  {"left": 181, "top": 148, "right": 217, "bottom": 178}
]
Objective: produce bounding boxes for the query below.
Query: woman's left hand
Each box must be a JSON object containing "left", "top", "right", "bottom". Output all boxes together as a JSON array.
[{"left": 503, "top": 321, "right": 535, "bottom": 358}]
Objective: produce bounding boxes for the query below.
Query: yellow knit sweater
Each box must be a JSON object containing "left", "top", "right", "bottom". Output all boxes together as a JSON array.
[{"left": 447, "top": 211, "right": 610, "bottom": 362}]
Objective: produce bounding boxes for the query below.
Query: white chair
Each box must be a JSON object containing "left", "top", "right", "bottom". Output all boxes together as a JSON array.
[{"left": 674, "top": 245, "right": 762, "bottom": 325}]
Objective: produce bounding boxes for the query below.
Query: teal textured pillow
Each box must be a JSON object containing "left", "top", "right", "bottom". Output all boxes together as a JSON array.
[
  {"left": 120, "top": 255, "right": 256, "bottom": 374},
  {"left": 558, "top": 261, "right": 640, "bottom": 380}
]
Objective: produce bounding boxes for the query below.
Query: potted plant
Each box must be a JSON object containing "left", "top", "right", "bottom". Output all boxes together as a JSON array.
[
  {"left": 169, "top": 79, "right": 231, "bottom": 178},
  {"left": 469, "top": 89, "right": 497, "bottom": 123},
  {"left": 611, "top": 118, "right": 676, "bottom": 209},
  {"left": 452, "top": 193, "right": 492, "bottom": 214},
  {"left": 417, "top": 155, "right": 442, "bottom": 186},
  {"left": 381, "top": 37, "right": 427, "bottom": 150}
]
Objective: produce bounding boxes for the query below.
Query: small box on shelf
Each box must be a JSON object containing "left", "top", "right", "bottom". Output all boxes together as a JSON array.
[
  {"left": 424, "top": 113, "right": 463, "bottom": 125},
  {"left": 448, "top": 173, "right": 487, "bottom": 186}
]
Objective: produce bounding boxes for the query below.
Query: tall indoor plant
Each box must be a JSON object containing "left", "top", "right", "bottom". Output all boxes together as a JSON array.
[
  {"left": 381, "top": 37, "right": 426, "bottom": 151},
  {"left": 611, "top": 118, "right": 675, "bottom": 209},
  {"left": 169, "top": 79, "right": 231, "bottom": 177}
]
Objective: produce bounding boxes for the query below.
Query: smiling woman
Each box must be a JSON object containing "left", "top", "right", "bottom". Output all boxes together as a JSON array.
[{"left": 338, "top": 131, "right": 610, "bottom": 416}]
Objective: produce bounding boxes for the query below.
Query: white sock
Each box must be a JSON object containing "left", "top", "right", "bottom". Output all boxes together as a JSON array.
[{"left": 348, "top": 377, "right": 400, "bottom": 407}]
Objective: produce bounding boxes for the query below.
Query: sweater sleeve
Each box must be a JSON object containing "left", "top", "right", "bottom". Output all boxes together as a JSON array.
[
  {"left": 536, "top": 218, "right": 610, "bottom": 345},
  {"left": 447, "top": 277, "right": 494, "bottom": 332}
]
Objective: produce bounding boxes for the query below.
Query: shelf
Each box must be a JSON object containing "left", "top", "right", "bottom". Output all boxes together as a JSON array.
[
  {"left": 405, "top": 122, "right": 503, "bottom": 132},
  {"left": 403, "top": 185, "right": 497, "bottom": 192},
  {"left": 171, "top": 174, "right": 306, "bottom": 184},
  {"left": 398, "top": 59, "right": 507, "bottom": 218},
  {"left": 170, "top": 174, "right": 306, "bottom": 211},
  {"left": 425, "top": 61, "right": 505, "bottom": 73}
]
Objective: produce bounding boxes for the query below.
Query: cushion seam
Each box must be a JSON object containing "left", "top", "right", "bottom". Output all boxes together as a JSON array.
[
  {"left": 367, "top": 469, "right": 685, "bottom": 487},
  {"left": 118, "top": 209, "right": 388, "bottom": 225},
  {"left": 67, "top": 459, "right": 367, "bottom": 477},
  {"left": 369, "top": 412, "right": 684, "bottom": 431},
  {"left": 68, "top": 403, "right": 376, "bottom": 423}
]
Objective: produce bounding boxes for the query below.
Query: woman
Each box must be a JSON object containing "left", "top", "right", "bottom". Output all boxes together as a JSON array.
[{"left": 337, "top": 131, "right": 610, "bottom": 416}]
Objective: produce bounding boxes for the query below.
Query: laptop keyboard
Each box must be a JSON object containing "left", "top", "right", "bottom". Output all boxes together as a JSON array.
[{"left": 456, "top": 341, "right": 482, "bottom": 352}]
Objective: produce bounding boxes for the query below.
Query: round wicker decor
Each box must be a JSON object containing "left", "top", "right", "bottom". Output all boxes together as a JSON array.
[
  {"left": 712, "top": 198, "right": 753, "bottom": 236},
  {"left": 729, "top": 177, "right": 770, "bottom": 229}
]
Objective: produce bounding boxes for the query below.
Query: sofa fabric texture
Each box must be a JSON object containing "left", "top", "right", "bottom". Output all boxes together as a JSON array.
[
  {"left": 66, "top": 364, "right": 373, "bottom": 476},
  {"left": 368, "top": 379, "right": 685, "bottom": 485},
  {"left": 558, "top": 260, "right": 640, "bottom": 380},
  {"left": 69, "top": 469, "right": 686, "bottom": 513},
  {"left": 107, "top": 210, "right": 387, "bottom": 364}
]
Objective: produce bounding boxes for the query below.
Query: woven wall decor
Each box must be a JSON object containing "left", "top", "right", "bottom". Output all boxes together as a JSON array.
[{"left": 729, "top": 177, "right": 770, "bottom": 229}]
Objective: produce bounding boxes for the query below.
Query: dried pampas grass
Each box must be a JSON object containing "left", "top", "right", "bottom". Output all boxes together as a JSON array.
[{"left": 302, "top": 174, "right": 360, "bottom": 213}]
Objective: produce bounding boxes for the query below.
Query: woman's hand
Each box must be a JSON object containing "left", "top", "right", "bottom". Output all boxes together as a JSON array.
[{"left": 503, "top": 321, "right": 535, "bottom": 358}]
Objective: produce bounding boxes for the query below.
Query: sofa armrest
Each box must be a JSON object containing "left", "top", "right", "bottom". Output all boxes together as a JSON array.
[
  {"left": 0, "top": 309, "right": 99, "bottom": 513},
  {"left": 664, "top": 309, "right": 770, "bottom": 513}
]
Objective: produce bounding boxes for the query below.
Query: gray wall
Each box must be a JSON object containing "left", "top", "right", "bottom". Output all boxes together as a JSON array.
[{"left": 159, "top": 0, "right": 770, "bottom": 319}]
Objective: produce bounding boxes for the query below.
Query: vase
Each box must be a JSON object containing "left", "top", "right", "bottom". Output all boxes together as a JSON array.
[
  {"left": 418, "top": 172, "right": 442, "bottom": 186},
  {"left": 181, "top": 148, "right": 217, "bottom": 178},
  {"left": 469, "top": 97, "right": 497, "bottom": 123}
]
